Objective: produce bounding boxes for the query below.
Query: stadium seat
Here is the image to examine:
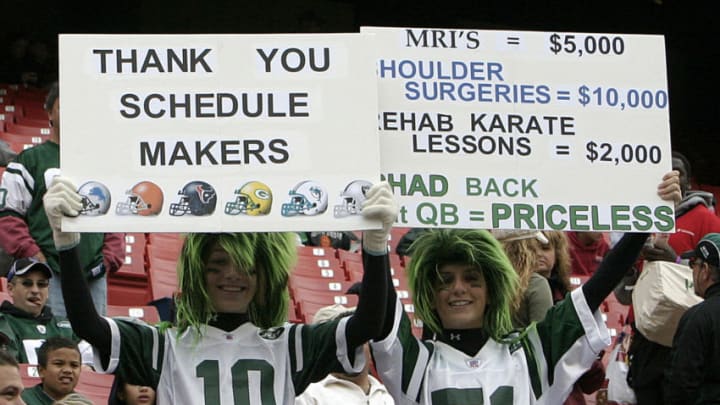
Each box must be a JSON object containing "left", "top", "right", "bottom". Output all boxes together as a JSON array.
[
  {"left": 296, "top": 245, "right": 334, "bottom": 258},
  {"left": 147, "top": 232, "right": 185, "bottom": 248},
  {"left": 18, "top": 363, "right": 41, "bottom": 388},
  {"left": 288, "top": 274, "right": 353, "bottom": 297},
  {"left": 147, "top": 257, "right": 179, "bottom": 301},
  {"left": 5, "top": 121, "right": 50, "bottom": 137},
  {"left": 107, "top": 277, "right": 150, "bottom": 306},
  {"left": 107, "top": 304, "right": 161, "bottom": 324},
  {"left": 146, "top": 241, "right": 182, "bottom": 263},
  {"left": 298, "top": 295, "right": 359, "bottom": 323},
  {"left": 75, "top": 370, "right": 114, "bottom": 404},
  {"left": 336, "top": 249, "right": 362, "bottom": 268},
  {"left": 294, "top": 254, "right": 341, "bottom": 271},
  {"left": 291, "top": 263, "right": 346, "bottom": 281},
  {"left": 0, "top": 130, "right": 44, "bottom": 145}
]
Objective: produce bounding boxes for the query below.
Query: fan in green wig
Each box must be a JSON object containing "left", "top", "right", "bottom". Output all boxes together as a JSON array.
[
  {"left": 174, "top": 232, "right": 297, "bottom": 335},
  {"left": 407, "top": 228, "right": 519, "bottom": 340}
]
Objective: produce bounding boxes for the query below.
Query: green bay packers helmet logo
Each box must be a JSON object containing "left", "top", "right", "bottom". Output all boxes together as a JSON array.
[{"left": 225, "top": 181, "right": 273, "bottom": 216}]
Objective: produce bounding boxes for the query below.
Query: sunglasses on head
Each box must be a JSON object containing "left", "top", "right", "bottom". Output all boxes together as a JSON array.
[{"left": 15, "top": 279, "right": 50, "bottom": 289}]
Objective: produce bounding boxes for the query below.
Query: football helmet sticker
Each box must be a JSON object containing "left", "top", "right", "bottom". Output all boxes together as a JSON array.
[
  {"left": 225, "top": 181, "right": 273, "bottom": 216},
  {"left": 333, "top": 179, "right": 372, "bottom": 218},
  {"left": 281, "top": 180, "right": 328, "bottom": 217},
  {"left": 115, "top": 181, "right": 164, "bottom": 216},
  {"left": 169, "top": 181, "right": 217, "bottom": 216},
  {"left": 77, "top": 181, "right": 111, "bottom": 216}
]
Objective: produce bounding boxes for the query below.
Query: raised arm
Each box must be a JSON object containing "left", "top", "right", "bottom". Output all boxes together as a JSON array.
[
  {"left": 344, "top": 182, "right": 398, "bottom": 348},
  {"left": 43, "top": 177, "right": 112, "bottom": 365},
  {"left": 582, "top": 171, "right": 681, "bottom": 311}
]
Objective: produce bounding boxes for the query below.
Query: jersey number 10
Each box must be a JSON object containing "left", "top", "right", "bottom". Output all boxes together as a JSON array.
[{"left": 197, "top": 359, "right": 276, "bottom": 404}]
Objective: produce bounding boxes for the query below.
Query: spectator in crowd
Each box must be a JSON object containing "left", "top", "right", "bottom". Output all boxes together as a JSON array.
[
  {"left": 666, "top": 151, "right": 720, "bottom": 253},
  {"left": 535, "top": 231, "right": 574, "bottom": 302},
  {"left": 296, "top": 304, "right": 395, "bottom": 404},
  {"left": 0, "top": 349, "right": 25, "bottom": 405},
  {"left": 20, "top": 337, "right": 90, "bottom": 405},
  {"left": 626, "top": 151, "right": 720, "bottom": 405},
  {"left": 299, "top": 231, "right": 360, "bottom": 252},
  {"left": 0, "top": 81, "right": 125, "bottom": 317},
  {"left": 492, "top": 229, "right": 553, "bottom": 328},
  {"left": 664, "top": 233, "right": 720, "bottom": 404},
  {"left": 368, "top": 172, "right": 679, "bottom": 404},
  {"left": 43, "top": 179, "right": 398, "bottom": 404},
  {"left": 536, "top": 230, "right": 605, "bottom": 405},
  {"left": 566, "top": 231, "right": 610, "bottom": 276},
  {"left": 109, "top": 376, "right": 156, "bottom": 405},
  {"left": 0, "top": 258, "right": 89, "bottom": 365}
]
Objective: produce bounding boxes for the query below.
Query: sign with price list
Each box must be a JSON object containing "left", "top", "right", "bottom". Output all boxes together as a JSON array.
[{"left": 362, "top": 26, "right": 674, "bottom": 232}]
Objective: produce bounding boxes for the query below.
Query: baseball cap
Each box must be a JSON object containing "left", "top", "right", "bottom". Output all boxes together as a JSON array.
[
  {"left": 7, "top": 257, "right": 53, "bottom": 282},
  {"left": 681, "top": 233, "right": 720, "bottom": 267},
  {"left": 491, "top": 229, "right": 549, "bottom": 245}
]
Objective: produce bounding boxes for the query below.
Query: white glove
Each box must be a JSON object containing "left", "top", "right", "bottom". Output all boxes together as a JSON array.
[
  {"left": 43, "top": 176, "right": 81, "bottom": 251},
  {"left": 361, "top": 181, "right": 399, "bottom": 254}
]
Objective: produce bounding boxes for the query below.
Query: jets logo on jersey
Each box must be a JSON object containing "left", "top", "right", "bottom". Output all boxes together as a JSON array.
[{"left": 259, "top": 326, "right": 285, "bottom": 340}]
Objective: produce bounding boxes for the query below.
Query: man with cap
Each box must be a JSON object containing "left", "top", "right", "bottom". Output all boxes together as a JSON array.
[
  {"left": 0, "top": 257, "right": 78, "bottom": 364},
  {"left": 664, "top": 233, "right": 720, "bottom": 404}
]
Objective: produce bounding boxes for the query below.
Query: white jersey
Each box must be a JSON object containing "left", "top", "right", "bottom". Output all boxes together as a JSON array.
[
  {"left": 95, "top": 316, "right": 364, "bottom": 405},
  {"left": 371, "top": 288, "right": 610, "bottom": 405}
]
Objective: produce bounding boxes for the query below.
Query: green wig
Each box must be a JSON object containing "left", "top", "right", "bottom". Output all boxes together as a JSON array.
[
  {"left": 174, "top": 232, "right": 297, "bottom": 335},
  {"left": 407, "top": 229, "right": 519, "bottom": 340}
]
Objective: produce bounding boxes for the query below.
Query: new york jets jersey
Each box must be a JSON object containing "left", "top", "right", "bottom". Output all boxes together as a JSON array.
[
  {"left": 371, "top": 288, "right": 610, "bottom": 405},
  {"left": 95, "top": 316, "right": 365, "bottom": 405},
  {"left": 0, "top": 309, "right": 75, "bottom": 364},
  {"left": 0, "top": 142, "right": 104, "bottom": 275}
]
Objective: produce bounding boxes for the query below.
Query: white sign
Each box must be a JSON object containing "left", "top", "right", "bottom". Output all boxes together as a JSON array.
[
  {"left": 59, "top": 34, "right": 381, "bottom": 232},
  {"left": 362, "top": 26, "right": 674, "bottom": 232}
]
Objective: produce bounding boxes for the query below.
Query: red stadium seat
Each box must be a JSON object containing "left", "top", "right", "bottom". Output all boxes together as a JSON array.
[
  {"left": 107, "top": 304, "right": 161, "bottom": 324},
  {"left": 291, "top": 263, "right": 346, "bottom": 281},
  {"left": 4, "top": 121, "right": 50, "bottom": 137},
  {"left": 294, "top": 254, "right": 341, "bottom": 271},
  {"left": 147, "top": 256, "right": 179, "bottom": 301},
  {"left": 296, "top": 245, "right": 334, "bottom": 258},
  {"left": 288, "top": 274, "right": 352, "bottom": 297},
  {"left": 75, "top": 370, "right": 115, "bottom": 404},
  {"left": 0, "top": 130, "right": 44, "bottom": 145},
  {"left": 18, "top": 363, "right": 41, "bottom": 388},
  {"left": 146, "top": 242, "right": 182, "bottom": 263}
]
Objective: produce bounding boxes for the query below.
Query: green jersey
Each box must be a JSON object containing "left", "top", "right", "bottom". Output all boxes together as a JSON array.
[
  {"left": 371, "top": 288, "right": 610, "bottom": 405},
  {"left": 0, "top": 141, "right": 105, "bottom": 277},
  {"left": 95, "top": 316, "right": 366, "bottom": 404},
  {"left": 0, "top": 304, "right": 76, "bottom": 364}
]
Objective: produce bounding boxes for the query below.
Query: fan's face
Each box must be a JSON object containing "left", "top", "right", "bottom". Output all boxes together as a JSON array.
[
  {"left": 433, "top": 264, "right": 489, "bottom": 330},
  {"left": 205, "top": 244, "right": 257, "bottom": 313}
]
